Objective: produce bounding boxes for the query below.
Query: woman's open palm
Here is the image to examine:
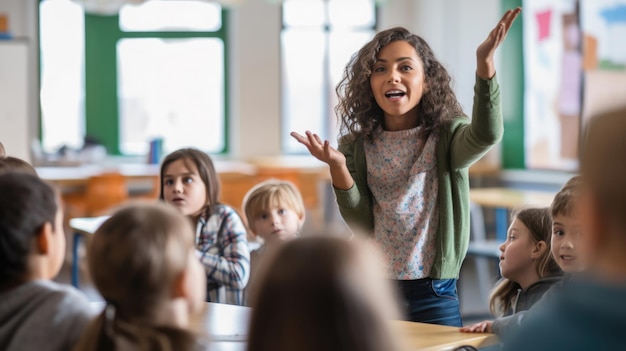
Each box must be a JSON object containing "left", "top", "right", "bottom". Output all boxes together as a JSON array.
[
  {"left": 477, "top": 7, "right": 521, "bottom": 63},
  {"left": 290, "top": 131, "right": 345, "bottom": 167}
]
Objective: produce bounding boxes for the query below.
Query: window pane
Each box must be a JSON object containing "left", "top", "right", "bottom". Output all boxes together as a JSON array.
[
  {"left": 117, "top": 38, "right": 224, "bottom": 155},
  {"left": 282, "top": 0, "right": 325, "bottom": 27},
  {"left": 39, "top": 0, "right": 85, "bottom": 153},
  {"left": 119, "top": 0, "right": 221, "bottom": 32},
  {"left": 327, "top": 30, "right": 375, "bottom": 145},
  {"left": 281, "top": 29, "right": 326, "bottom": 153},
  {"left": 329, "top": 0, "right": 375, "bottom": 28}
]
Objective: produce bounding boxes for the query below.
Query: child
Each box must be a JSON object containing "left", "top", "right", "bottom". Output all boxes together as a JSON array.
[
  {"left": 0, "top": 173, "right": 95, "bottom": 351},
  {"left": 504, "top": 107, "right": 626, "bottom": 350},
  {"left": 73, "top": 202, "right": 207, "bottom": 351},
  {"left": 159, "top": 148, "right": 250, "bottom": 305},
  {"left": 247, "top": 236, "right": 404, "bottom": 351},
  {"left": 461, "top": 207, "right": 564, "bottom": 334},
  {"left": 241, "top": 179, "right": 306, "bottom": 305},
  {"left": 291, "top": 8, "right": 521, "bottom": 325}
]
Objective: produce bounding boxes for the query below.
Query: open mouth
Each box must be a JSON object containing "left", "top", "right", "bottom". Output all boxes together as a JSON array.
[
  {"left": 560, "top": 255, "right": 576, "bottom": 261},
  {"left": 385, "top": 90, "right": 406, "bottom": 98}
]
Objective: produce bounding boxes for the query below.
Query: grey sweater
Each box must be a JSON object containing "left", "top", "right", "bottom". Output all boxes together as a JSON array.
[{"left": 0, "top": 280, "right": 96, "bottom": 351}]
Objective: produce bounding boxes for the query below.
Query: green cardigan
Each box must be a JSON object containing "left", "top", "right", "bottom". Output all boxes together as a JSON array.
[{"left": 334, "top": 75, "right": 503, "bottom": 279}]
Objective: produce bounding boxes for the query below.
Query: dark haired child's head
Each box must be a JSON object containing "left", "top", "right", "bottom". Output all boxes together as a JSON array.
[
  {"left": 242, "top": 179, "right": 305, "bottom": 244},
  {"left": 0, "top": 173, "right": 64, "bottom": 291},
  {"left": 490, "top": 207, "right": 561, "bottom": 316},
  {"left": 550, "top": 176, "right": 586, "bottom": 273},
  {"left": 89, "top": 202, "right": 205, "bottom": 327},
  {"left": 247, "top": 236, "right": 402, "bottom": 351},
  {"left": 579, "top": 107, "right": 626, "bottom": 276},
  {"left": 159, "top": 148, "right": 220, "bottom": 220},
  {"left": 335, "top": 26, "right": 463, "bottom": 139},
  {"left": 499, "top": 208, "right": 561, "bottom": 283}
]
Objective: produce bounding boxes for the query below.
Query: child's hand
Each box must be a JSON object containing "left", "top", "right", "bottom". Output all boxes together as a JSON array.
[
  {"left": 476, "top": 7, "right": 521, "bottom": 79},
  {"left": 290, "top": 131, "right": 346, "bottom": 168},
  {"left": 459, "top": 320, "right": 494, "bottom": 333}
]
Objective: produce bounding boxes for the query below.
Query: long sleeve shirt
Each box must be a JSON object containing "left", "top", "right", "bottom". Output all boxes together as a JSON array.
[{"left": 196, "top": 204, "right": 250, "bottom": 305}]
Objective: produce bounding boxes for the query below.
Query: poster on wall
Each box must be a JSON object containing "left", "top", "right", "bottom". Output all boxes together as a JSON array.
[
  {"left": 523, "top": 0, "right": 582, "bottom": 171},
  {"left": 579, "top": 0, "right": 626, "bottom": 132}
]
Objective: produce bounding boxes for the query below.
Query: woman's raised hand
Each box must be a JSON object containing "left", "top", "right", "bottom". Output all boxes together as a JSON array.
[
  {"left": 290, "top": 131, "right": 346, "bottom": 167},
  {"left": 476, "top": 7, "right": 521, "bottom": 79}
]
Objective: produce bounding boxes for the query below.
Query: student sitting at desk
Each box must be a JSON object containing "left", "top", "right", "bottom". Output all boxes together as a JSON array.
[
  {"left": 504, "top": 107, "right": 626, "bottom": 350},
  {"left": 463, "top": 176, "right": 585, "bottom": 338},
  {"left": 73, "top": 202, "right": 207, "bottom": 351},
  {"left": 247, "top": 236, "right": 404, "bottom": 351},
  {"left": 160, "top": 148, "right": 250, "bottom": 306},
  {"left": 0, "top": 173, "right": 95, "bottom": 351},
  {"left": 241, "top": 179, "right": 306, "bottom": 306}
]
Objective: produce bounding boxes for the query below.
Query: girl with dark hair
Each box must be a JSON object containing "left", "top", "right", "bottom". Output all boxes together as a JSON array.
[{"left": 159, "top": 148, "right": 250, "bottom": 305}]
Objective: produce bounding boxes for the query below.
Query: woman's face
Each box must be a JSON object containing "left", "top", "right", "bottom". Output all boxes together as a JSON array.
[{"left": 370, "top": 40, "right": 426, "bottom": 131}]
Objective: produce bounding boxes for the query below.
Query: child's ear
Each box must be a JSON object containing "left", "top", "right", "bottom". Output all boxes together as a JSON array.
[
  {"left": 531, "top": 240, "right": 547, "bottom": 259},
  {"left": 298, "top": 212, "right": 306, "bottom": 228},
  {"left": 35, "top": 222, "right": 53, "bottom": 255}
]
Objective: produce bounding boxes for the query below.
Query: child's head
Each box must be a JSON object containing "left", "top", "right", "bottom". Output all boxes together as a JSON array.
[
  {"left": 242, "top": 179, "right": 305, "bottom": 243},
  {"left": 0, "top": 154, "right": 37, "bottom": 176},
  {"left": 579, "top": 107, "right": 626, "bottom": 271},
  {"left": 159, "top": 148, "right": 220, "bottom": 219},
  {"left": 550, "top": 175, "right": 585, "bottom": 273},
  {"left": 499, "top": 208, "right": 561, "bottom": 284},
  {"left": 490, "top": 207, "right": 561, "bottom": 316},
  {"left": 0, "top": 173, "right": 64, "bottom": 291},
  {"left": 335, "top": 26, "right": 463, "bottom": 139},
  {"left": 247, "top": 236, "right": 402, "bottom": 351},
  {"left": 89, "top": 202, "right": 205, "bottom": 320}
]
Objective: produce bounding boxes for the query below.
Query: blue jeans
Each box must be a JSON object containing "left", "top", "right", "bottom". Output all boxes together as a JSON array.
[{"left": 395, "top": 278, "right": 462, "bottom": 327}]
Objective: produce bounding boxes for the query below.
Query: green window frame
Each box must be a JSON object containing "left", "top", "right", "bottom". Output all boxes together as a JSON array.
[{"left": 84, "top": 9, "right": 229, "bottom": 155}]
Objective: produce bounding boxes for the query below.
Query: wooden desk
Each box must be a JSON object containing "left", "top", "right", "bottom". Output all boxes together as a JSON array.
[
  {"left": 91, "top": 299, "right": 497, "bottom": 350},
  {"left": 38, "top": 160, "right": 256, "bottom": 193},
  {"left": 196, "top": 303, "right": 498, "bottom": 351},
  {"left": 69, "top": 216, "right": 110, "bottom": 288},
  {"left": 394, "top": 320, "right": 497, "bottom": 350}
]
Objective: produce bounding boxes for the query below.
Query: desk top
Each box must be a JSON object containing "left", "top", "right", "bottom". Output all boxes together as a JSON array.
[
  {"left": 469, "top": 187, "right": 555, "bottom": 209},
  {"left": 199, "top": 303, "right": 497, "bottom": 350},
  {"left": 70, "top": 216, "right": 110, "bottom": 235},
  {"left": 394, "top": 320, "right": 497, "bottom": 350},
  {"left": 91, "top": 300, "right": 497, "bottom": 350}
]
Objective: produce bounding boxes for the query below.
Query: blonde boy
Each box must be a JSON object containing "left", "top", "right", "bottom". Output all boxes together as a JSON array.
[
  {"left": 505, "top": 107, "right": 626, "bottom": 350},
  {"left": 242, "top": 179, "right": 306, "bottom": 305}
]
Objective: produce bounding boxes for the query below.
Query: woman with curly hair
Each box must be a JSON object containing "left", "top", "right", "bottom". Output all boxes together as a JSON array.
[{"left": 291, "top": 8, "right": 521, "bottom": 326}]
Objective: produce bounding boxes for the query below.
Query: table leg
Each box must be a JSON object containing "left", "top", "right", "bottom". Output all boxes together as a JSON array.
[{"left": 72, "top": 232, "right": 81, "bottom": 288}]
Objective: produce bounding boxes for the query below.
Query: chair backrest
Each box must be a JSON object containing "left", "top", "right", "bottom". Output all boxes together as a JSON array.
[{"left": 85, "top": 172, "right": 129, "bottom": 216}]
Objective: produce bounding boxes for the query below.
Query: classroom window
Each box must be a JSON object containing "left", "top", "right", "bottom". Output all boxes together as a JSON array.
[
  {"left": 39, "top": 0, "right": 85, "bottom": 153},
  {"left": 39, "top": 0, "right": 227, "bottom": 156},
  {"left": 281, "top": 0, "right": 376, "bottom": 153}
]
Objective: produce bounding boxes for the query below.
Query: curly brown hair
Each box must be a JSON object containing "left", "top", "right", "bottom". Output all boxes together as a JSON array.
[{"left": 335, "top": 27, "right": 464, "bottom": 141}]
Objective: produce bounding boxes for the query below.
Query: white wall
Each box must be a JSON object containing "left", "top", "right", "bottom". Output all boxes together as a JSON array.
[
  {"left": 0, "top": 0, "right": 39, "bottom": 161},
  {"left": 5, "top": 0, "right": 503, "bottom": 160}
]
